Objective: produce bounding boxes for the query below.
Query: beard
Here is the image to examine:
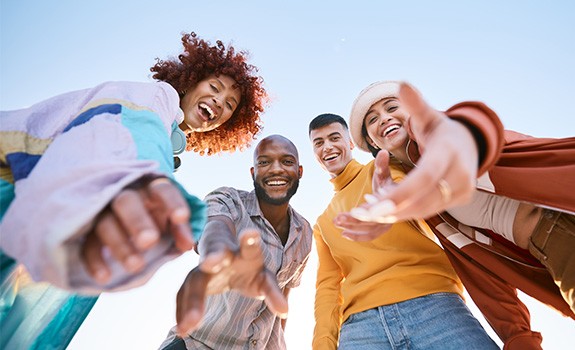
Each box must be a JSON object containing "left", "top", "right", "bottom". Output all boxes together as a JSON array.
[{"left": 253, "top": 178, "right": 300, "bottom": 206}]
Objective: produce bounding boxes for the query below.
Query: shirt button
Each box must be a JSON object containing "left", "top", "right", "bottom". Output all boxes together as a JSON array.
[{"left": 251, "top": 339, "right": 257, "bottom": 346}]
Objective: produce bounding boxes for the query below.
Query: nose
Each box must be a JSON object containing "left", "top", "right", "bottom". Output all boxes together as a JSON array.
[
  {"left": 269, "top": 160, "right": 284, "bottom": 173},
  {"left": 323, "top": 141, "right": 334, "bottom": 152},
  {"left": 212, "top": 97, "right": 222, "bottom": 111},
  {"left": 380, "top": 116, "right": 392, "bottom": 125}
]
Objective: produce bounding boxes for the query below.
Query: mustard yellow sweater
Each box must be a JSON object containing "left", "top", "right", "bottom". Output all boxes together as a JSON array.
[{"left": 312, "top": 159, "right": 463, "bottom": 349}]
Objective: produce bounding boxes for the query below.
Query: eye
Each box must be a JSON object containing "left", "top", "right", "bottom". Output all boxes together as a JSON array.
[
  {"left": 258, "top": 160, "right": 269, "bottom": 166},
  {"left": 314, "top": 140, "right": 323, "bottom": 148},
  {"left": 331, "top": 136, "right": 341, "bottom": 142},
  {"left": 367, "top": 114, "right": 378, "bottom": 125},
  {"left": 283, "top": 159, "right": 295, "bottom": 165},
  {"left": 226, "top": 101, "right": 234, "bottom": 110},
  {"left": 210, "top": 84, "right": 219, "bottom": 93},
  {"left": 387, "top": 106, "right": 398, "bottom": 113}
]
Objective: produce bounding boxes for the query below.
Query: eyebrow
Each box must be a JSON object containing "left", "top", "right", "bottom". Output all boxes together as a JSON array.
[
  {"left": 366, "top": 98, "right": 397, "bottom": 116},
  {"left": 216, "top": 78, "right": 239, "bottom": 106},
  {"left": 312, "top": 131, "right": 341, "bottom": 144}
]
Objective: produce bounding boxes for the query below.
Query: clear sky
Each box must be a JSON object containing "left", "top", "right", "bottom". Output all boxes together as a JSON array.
[{"left": 1, "top": 0, "right": 574, "bottom": 349}]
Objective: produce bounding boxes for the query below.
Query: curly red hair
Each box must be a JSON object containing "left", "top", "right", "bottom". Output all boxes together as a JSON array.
[{"left": 150, "top": 32, "right": 267, "bottom": 155}]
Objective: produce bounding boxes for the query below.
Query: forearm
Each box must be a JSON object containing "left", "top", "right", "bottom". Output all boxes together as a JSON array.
[
  {"left": 445, "top": 101, "right": 505, "bottom": 175},
  {"left": 197, "top": 216, "right": 238, "bottom": 256}
]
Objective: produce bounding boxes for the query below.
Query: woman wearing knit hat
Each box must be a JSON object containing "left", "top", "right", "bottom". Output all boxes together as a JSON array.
[{"left": 337, "top": 81, "right": 575, "bottom": 349}]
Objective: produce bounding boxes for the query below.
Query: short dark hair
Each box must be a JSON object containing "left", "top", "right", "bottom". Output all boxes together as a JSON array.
[{"left": 308, "top": 113, "right": 348, "bottom": 135}]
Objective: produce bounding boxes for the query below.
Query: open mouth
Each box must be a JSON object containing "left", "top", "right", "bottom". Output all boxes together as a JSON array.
[
  {"left": 199, "top": 103, "right": 216, "bottom": 121},
  {"left": 383, "top": 124, "right": 400, "bottom": 136},
  {"left": 323, "top": 153, "right": 338, "bottom": 162},
  {"left": 265, "top": 179, "right": 288, "bottom": 187}
]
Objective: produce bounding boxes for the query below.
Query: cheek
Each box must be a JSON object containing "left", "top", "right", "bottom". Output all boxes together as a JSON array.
[
  {"left": 366, "top": 125, "right": 378, "bottom": 139},
  {"left": 220, "top": 110, "right": 235, "bottom": 125}
]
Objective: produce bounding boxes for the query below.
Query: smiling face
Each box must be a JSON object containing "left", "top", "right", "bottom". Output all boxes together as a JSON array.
[
  {"left": 310, "top": 122, "right": 353, "bottom": 178},
  {"left": 363, "top": 97, "right": 410, "bottom": 154},
  {"left": 251, "top": 136, "right": 303, "bottom": 206},
  {"left": 179, "top": 74, "right": 241, "bottom": 132}
]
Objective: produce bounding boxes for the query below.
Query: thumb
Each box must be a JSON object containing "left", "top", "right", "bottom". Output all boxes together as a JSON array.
[
  {"left": 398, "top": 82, "right": 437, "bottom": 138},
  {"left": 373, "top": 151, "right": 392, "bottom": 190}
]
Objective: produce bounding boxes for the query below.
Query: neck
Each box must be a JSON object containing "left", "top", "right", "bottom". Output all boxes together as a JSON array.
[
  {"left": 258, "top": 200, "right": 290, "bottom": 245},
  {"left": 329, "top": 159, "right": 353, "bottom": 178},
  {"left": 389, "top": 140, "right": 415, "bottom": 171}
]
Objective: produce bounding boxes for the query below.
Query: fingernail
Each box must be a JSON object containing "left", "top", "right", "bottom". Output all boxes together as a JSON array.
[
  {"left": 278, "top": 312, "right": 288, "bottom": 319},
  {"left": 246, "top": 237, "right": 258, "bottom": 246},
  {"left": 171, "top": 207, "right": 189, "bottom": 222},
  {"left": 136, "top": 229, "right": 159, "bottom": 249}
]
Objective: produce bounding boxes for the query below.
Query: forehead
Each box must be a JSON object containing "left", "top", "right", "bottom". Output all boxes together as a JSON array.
[
  {"left": 255, "top": 138, "right": 298, "bottom": 158},
  {"left": 310, "top": 122, "right": 347, "bottom": 140},
  {"left": 369, "top": 97, "right": 398, "bottom": 110}
]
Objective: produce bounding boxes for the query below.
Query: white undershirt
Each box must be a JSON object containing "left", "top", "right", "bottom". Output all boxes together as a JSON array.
[{"left": 446, "top": 190, "right": 519, "bottom": 244}]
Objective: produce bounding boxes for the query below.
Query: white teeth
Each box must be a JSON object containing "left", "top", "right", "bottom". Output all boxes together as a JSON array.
[
  {"left": 384, "top": 125, "right": 400, "bottom": 136},
  {"left": 199, "top": 103, "right": 216, "bottom": 120},
  {"left": 266, "top": 180, "right": 287, "bottom": 186},
  {"left": 324, "top": 154, "right": 337, "bottom": 161}
]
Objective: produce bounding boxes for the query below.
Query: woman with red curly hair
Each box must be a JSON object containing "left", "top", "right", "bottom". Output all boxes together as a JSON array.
[
  {"left": 151, "top": 32, "right": 267, "bottom": 156},
  {"left": 0, "top": 32, "right": 266, "bottom": 349}
]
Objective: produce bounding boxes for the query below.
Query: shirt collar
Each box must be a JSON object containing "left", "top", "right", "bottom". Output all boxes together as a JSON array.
[{"left": 330, "top": 159, "right": 364, "bottom": 192}]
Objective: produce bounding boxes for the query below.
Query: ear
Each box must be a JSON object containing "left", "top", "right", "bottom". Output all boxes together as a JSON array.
[
  {"left": 349, "top": 139, "right": 355, "bottom": 150},
  {"left": 250, "top": 167, "right": 255, "bottom": 180},
  {"left": 298, "top": 165, "right": 303, "bottom": 179}
]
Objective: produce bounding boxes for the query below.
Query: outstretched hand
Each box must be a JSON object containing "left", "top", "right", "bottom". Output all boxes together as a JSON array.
[
  {"left": 175, "top": 229, "right": 288, "bottom": 336},
  {"left": 336, "top": 151, "right": 395, "bottom": 241},
  {"left": 81, "top": 176, "right": 194, "bottom": 283},
  {"left": 350, "top": 82, "right": 478, "bottom": 224}
]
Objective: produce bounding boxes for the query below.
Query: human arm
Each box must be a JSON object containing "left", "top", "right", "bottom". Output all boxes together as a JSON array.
[
  {"left": 350, "top": 82, "right": 505, "bottom": 223},
  {"left": 80, "top": 176, "right": 196, "bottom": 283},
  {"left": 174, "top": 215, "right": 288, "bottom": 336},
  {"left": 0, "top": 81, "right": 206, "bottom": 293},
  {"left": 312, "top": 224, "right": 343, "bottom": 350}
]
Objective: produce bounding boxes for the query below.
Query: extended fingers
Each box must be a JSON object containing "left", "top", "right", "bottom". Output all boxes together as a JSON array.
[
  {"left": 111, "top": 189, "right": 160, "bottom": 250},
  {"left": 81, "top": 233, "right": 111, "bottom": 283},
  {"left": 398, "top": 82, "right": 441, "bottom": 139},
  {"left": 238, "top": 230, "right": 263, "bottom": 262},
  {"left": 93, "top": 211, "right": 145, "bottom": 273},
  {"left": 176, "top": 268, "right": 210, "bottom": 335},
  {"left": 146, "top": 178, "right": 194, "bottom": 251},
  {"left": 260, "top": 271, "right": 289, "bottom": 318}
]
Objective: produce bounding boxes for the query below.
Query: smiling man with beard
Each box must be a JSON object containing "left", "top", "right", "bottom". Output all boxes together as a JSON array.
[{"left": 160, "top": 135, "right": 312, "bottom": 350}]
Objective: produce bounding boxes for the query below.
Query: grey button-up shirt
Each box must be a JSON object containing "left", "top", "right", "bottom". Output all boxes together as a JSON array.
[{"left": 161, "top": 187, "right": 312, "bottom": 350}]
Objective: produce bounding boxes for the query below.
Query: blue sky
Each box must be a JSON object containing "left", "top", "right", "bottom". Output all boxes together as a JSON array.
[{"left": 1, "top": 1, "right": 574, "bottom": 349}]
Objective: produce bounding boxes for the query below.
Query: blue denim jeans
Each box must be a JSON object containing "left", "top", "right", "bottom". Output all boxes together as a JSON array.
[{"left": 338, "top": 293, "right": 499, "bottom": 350}]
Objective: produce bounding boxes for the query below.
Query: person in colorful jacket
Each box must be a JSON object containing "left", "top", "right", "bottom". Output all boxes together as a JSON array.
[
  {"left": 308, "top": 113, "right": 498, "bottom": 350},
  {"left": 0, "top": 32, "right": 267, "bottom": 349},
  {"left": 339, "top": 80, "right": 575, "bottom": 349}
]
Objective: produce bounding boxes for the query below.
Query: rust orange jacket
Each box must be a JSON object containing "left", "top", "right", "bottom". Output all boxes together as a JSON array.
[{"left": 408, "top": 102, "right": 575, "bottom": 350}]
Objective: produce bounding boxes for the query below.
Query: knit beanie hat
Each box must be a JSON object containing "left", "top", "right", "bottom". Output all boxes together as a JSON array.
[{"left": 349, "top": 81, "right": 400, "bottom": 152}]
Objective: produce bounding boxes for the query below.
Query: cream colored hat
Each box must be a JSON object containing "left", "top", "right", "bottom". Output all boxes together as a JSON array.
[{"left": 349, "top": 81, "right": 400, "bottom": 152}]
